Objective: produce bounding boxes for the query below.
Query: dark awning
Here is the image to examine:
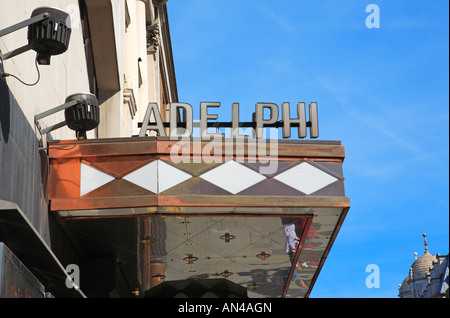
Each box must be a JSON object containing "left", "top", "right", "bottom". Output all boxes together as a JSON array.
[{"left": 0, "top": 199, "right": 86, "bottom": 298}]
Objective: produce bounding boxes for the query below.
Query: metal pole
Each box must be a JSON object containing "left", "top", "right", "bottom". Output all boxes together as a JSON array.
[
  {"left": 34, "top": 99, "right": 79, "bottom": 121},
  {"left": 0, "top": 12, "right": 49, "bottom": 38},
  {"left": 0, "top": 44, "right": 30, "bottom": 61}
]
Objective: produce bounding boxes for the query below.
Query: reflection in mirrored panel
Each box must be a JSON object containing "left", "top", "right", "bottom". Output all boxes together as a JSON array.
[
  {"left": 148, "top": 215, "right": 309, "bottom": 298},
  {"left": 59, "top": 207, "right": 345, "bottom": 297}
]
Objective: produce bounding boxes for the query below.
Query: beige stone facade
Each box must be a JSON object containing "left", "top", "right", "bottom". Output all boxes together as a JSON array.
[{"left": 0, "top": 0, "right": 177, "bottom": 141}]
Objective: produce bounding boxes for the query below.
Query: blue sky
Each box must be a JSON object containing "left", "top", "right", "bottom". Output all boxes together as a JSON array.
[{"left": 166, "top": 0, "right": 449, "bottom": 297}]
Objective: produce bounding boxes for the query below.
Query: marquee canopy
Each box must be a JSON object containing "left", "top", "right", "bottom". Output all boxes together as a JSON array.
[{"left": 48, "top": 137, "right": 349, "bottom": 298}]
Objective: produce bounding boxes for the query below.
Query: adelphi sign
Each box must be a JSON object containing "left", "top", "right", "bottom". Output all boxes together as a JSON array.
[{"left": 139, "top": 102, "right": 319, "bottom": 140}]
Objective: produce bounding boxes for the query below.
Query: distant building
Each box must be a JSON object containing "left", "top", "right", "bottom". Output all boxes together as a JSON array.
[{"left": 398, "top": 234, "right": 449, "bottom": 298}]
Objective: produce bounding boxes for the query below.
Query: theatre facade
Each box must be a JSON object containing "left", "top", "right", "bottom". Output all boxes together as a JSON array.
[{"left": 0, "top": 1, "right": 349, "bottom": 298}]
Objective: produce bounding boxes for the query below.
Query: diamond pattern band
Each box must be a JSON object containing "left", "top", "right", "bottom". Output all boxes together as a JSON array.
[{"left": 80, "top": 159, "right": 339, "bottom": 197}]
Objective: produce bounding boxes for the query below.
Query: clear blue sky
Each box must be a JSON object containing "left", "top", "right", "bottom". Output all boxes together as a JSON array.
[{"left": 166, "top": 0, "right": 449, "bottom": 297}]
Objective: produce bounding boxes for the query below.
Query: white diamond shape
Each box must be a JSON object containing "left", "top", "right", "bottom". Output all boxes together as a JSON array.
[
  {"left": 274, "top": 162, "right": 338, "bottom": 195},
  {"left": 123, "top": 160, "right": 192, "bottom": 193},
  {"left": 123, "top": 160, "right": 158, "bottom": 193},
  {"left": 80, "top": 162, "right": 115, "bottom": 196},
  {"left": 199, "top": 160, "right": 266, "bottom": 194},
  {"left": 158, "top": 160, "right": 192, "bottom": 193}
]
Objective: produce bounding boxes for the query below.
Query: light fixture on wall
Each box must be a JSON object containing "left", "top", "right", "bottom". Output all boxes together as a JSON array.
[
  {"left": 183, "top": 254, "right": 198, "bottom": 265},
  {"left": 220, "top": 270, "right": 233, "bottom": 278},
  {"left": 0, "top": 7, "right": 71, "bottom": 64},
  {"left": 151, "top": 273, "right": 166, "bottom": 282},
  {"left": 219, "top": 232, "right": 235, "bottom": 243},
  {"left": 34, "top": 92, "right": 99, "bottom": 140},
  {"left": 140, "top": 236, "right": 155, "bottom": 245},
  {"left": 0, "top": 7, "right": 71, "bottom": 84},
  {"left": 256, "top": 251, "right": 270, "bottom": 261}
]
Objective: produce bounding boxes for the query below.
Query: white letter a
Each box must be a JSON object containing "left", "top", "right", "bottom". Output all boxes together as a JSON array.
[
  {"left": 365, "top": 264, "right": 380, "bottom": 288},
  {"left": 365, "top": 4, "right": 380, "bottom": 29}
]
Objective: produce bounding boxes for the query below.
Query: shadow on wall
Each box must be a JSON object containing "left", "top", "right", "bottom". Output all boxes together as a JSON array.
[{"left": 0, "top": 79, "right": 11, "bottom": 143}]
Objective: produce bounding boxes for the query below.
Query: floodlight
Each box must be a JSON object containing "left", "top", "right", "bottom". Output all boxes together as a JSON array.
[
  {"left": 64, "top": 93, "right": 100, "bottom": 140},
  {"left": 28, "top": 7, "right": 71, "bottom": 65},
  {"left": 34, "top": 93, "right": 99, "bottom": 140},
  {"left": 0, "top": 7, "right": 71, "bottom": 65}
]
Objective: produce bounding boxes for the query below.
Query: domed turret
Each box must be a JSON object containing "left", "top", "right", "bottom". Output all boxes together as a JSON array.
[
  {"left": 411, "top": 234, "right": 437, "bottom": 281},
  {"left": 399, "top": 234, "right": 440, "bottom": 298},
  {"left": 398, "top": 276, "right": 411, "bottom": 298}
]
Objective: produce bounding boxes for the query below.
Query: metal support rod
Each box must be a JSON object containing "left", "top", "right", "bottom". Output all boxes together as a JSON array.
[
  {"left": 0, "top": 12, "right": 49, "bottom": 38},
  {"left": 34, "top": 99, "right": 79, "bottom": 122},
  {"left": 40, "top": 121, "right": 67, "bottom": 135},
  {"left": 0, "top": 44, "right": 31, "bottom": 61},
  {"left": 138, "top": 120, "right": 310, "bottom": 128},
  {"left": 0, "top": 12, "right": 49, "bottom": 61}
]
